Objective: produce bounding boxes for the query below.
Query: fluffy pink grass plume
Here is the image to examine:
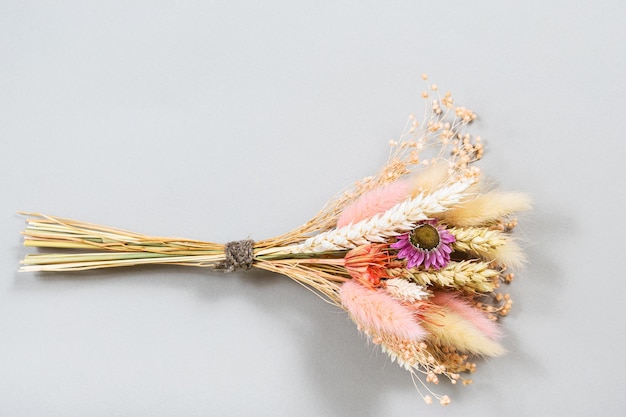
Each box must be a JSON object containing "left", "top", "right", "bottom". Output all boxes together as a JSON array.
[
  {"left": 431, "top": 291, "right": 502, "bottom": 340},
  {"left": 340, "top": 279, "right": 426, "bottom": 341},
  {"left": 337, "top": 180, "right": 411, "bottom": 228}
]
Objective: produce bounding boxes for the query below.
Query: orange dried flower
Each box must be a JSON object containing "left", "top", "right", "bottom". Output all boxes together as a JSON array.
[{"left": 344, "top": 244, "right": 390, "bottom": 287}]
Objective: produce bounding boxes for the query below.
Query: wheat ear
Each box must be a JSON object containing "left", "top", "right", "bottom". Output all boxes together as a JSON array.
[
  {"left": 387, "top": 260, "right": 499, "bottom": 293},
  {"left": 450, "top": 226, "right": 525, "bottom": 267},
  {"left": 290, "top": 180, "right": 472, "bottom": 253}
]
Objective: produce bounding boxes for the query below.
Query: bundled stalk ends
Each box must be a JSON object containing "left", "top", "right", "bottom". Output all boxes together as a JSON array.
[{"left": 20, "top": 75, "right": 530, "bottom": 406}]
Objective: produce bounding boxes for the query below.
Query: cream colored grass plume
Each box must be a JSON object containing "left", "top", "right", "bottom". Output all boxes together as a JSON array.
[
  {"left": 421, "top": 306, "right": 505, "bottom": 357},
  {"left": 18, "top": 76, "right": 530, "bottom": 407},
  {"left": 450, "top": 226, "right": 526, "bottom": 269},
  {"left": 440, "top": 191, "right": 532, "bottom": 227}
]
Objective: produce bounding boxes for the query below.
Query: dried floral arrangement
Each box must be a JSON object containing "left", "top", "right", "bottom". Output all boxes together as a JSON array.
[{"left": 19, "top": 75, "right": 530, "bottom": 406}]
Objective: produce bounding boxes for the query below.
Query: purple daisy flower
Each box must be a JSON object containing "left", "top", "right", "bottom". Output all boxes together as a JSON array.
[{"left": 390, "top": 220, "right": 455, "bottom": 270}]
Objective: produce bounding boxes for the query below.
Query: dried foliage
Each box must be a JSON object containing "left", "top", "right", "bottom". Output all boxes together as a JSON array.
[{"left": 20, "top": 76, "right": 529, "bottom": 406}]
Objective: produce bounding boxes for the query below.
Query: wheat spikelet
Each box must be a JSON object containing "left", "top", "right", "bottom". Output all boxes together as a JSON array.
[
  {"left": 291, "top": 180, "right": 473, "bottom": 253},
  {"left": 387, "top": 261, "right": 499, "bottom": 293},
  {"left": 384, "top": 278, "right": 430, "bottom": 302},
  {"left": 450, "top": 226, "right": 525, "bottom": 267},
  {"left": 336, "top": 180, "right": 412, "bottom": 228},
  {"left": 449, "top": 226, "right": 507, "bottom": 253}
]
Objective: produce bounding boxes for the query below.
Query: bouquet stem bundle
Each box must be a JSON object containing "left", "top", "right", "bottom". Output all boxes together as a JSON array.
[
  {"left": 20, "top": 214, "right": 350, "bottom": 303},
  {"left": 20, "top": 76, "right": 530, "bottom": 405}
]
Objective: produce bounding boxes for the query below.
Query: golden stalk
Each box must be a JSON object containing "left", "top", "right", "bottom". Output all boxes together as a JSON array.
[
  {"left": 387, "top": 260, "right": 499, "bottom": 293},
  {"left": 449, "top": 226, "right": 507, "bottom": 257},
  {"left": 255, "top": 261, "right": 344, "bottom": 305}
]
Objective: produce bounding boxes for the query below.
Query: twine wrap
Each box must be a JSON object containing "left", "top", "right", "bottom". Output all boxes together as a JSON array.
[{"left": 215, "top": 239, "right": 255, "bottom": 272}]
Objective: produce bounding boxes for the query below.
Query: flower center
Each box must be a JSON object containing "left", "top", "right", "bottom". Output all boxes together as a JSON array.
[{"left": 409, "top": 224, "right": 440, "bottom": 251}]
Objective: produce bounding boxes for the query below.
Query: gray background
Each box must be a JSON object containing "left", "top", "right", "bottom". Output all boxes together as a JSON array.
[{"left": 1, "top": 1, "right": 624, "bottom": 415}]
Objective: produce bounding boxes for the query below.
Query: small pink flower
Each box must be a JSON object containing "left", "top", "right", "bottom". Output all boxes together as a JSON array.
[{"left": 390, "top": 220, "right": 455, "bottom": 270}]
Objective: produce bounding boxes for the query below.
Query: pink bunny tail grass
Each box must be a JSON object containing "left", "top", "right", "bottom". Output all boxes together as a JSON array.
[
  {"left": 340, "top": 280, "right": 426, "bottom": 341},
  {"left": 337, "top": 180, "right": 411, "bottom": 228},
  {"left": 431, "top": 291, "right": 502, "bottom": 340}
]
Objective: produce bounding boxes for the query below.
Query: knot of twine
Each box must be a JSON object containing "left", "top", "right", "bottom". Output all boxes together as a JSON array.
[{"left": 215, "top": 239, "right": 255, "bottom": 272}]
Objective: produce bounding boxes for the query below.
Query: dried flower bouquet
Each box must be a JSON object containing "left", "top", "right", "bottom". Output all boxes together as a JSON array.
[{"left": 19, "top": 76, "right": 530, "bottom": 405}]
